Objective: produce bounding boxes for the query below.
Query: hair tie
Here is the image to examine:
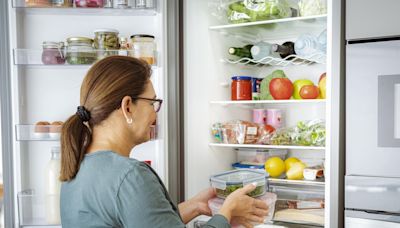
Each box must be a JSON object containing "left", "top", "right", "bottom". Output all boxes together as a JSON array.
[{"left": 76, "top": 106, "right": 91, "bottom": 122}]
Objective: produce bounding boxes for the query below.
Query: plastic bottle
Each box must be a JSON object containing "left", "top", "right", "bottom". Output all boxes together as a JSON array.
[
  {"left": 272, "top": 41, "right": 296, "bottom": 59},
  {"left": 45, "top": 147, "right": 61, "bottom": 225},
  {"left": 250, "top": 42, "right": 280, "bottom": 61},
  {"left": 318, "top": 29, "right": 327, "bottom": 54},
  {"left": 294, "top": 34, "right": 323, "bottom": 58}
]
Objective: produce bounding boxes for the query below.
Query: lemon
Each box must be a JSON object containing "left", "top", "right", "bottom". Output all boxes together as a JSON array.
[
  {"left": 265, "top": 157, "right": 285, "bottom": 178},
  {"left": 285, "top": 157, "right": 301, "bottom": 172},
  {"left": 286, "top": 162, "right": 306, "bottom": 180}
]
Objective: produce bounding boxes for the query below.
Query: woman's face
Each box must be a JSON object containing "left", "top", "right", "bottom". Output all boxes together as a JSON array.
[{"left": 128, "top": 81, "right": 158, "bottom": 144}]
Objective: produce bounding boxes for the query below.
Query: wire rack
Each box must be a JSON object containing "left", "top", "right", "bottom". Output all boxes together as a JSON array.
[{"left": 223, "top": 52, "right": 326, "bottom": 66}]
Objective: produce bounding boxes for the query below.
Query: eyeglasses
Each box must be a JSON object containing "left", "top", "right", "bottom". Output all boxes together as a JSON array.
[{"left": 132, "top": 97, "right": 163, "bottom": 112}]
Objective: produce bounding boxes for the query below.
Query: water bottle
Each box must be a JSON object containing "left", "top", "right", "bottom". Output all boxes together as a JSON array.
[
  {"left": 294, "top": 34, "right": 323, "bottom": 58},
  {"left": 318, "top": 29, "right": 327, "bottom": 54},
  {"left": 250, "top": 42, "right": 280, "bottom": 61}
]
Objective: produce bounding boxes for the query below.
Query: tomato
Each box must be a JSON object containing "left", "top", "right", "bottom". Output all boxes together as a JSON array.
[
  {"left": 299, "top": 85, "right": 319, "bottom": 99},
  {"left": 269, "top": 78, "right": 293, "bottom": 100}
]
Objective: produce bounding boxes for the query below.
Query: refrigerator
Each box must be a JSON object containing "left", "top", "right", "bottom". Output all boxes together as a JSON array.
[
  {"left": 0, "top": 0, "right": 345, "bottom": 227},
  {"left": 345, "top": 1, "right": 400, "bottom": 226}
]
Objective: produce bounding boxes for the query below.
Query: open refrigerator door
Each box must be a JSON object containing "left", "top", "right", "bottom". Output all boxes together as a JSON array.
[
  {"left": 185, "top": 0, "right": 341, "bottom": 227},
  {"left": 5, "top": 0, "right": 171, "bottom": 226}
]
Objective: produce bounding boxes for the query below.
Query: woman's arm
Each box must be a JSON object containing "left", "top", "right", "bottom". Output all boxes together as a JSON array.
[{"left": 178, "top": 188, "right": 215, "bottom": 224}]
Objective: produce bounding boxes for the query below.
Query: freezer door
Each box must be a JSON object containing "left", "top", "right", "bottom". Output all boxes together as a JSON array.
[{"left": 346, "top": 39, "right": 400, "bottom": 178}]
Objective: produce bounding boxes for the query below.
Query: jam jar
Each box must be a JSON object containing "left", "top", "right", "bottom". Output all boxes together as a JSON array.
[
  {"left": 41, "top": 41, "right": 65, "bottom": 65},
  {"left": 66, "top": 37, "right": 96, "bottom": 65},
  {"left": 74, "top": 0, "right": 104, "bottom": 7},
  {"left": 94, "top": 28, "right": 120, "bottom": 60},
  {"left": 231, "top": 76, "right": 252, "bottom": 100},
  {"left": 130, "top": 34, "right": 155, "bottom": 65}
]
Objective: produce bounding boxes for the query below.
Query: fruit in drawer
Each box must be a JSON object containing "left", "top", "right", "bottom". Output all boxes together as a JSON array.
[
  {"left": 265, "top": 157, "right": 285, "bottom": 178},
  {"left": 318, "top": 73, "right": 327, "bottom": 99},
  {"left": 286, "top": 162, "right": 306, "bottom": 180},
  {"left": 293, "top": 79, "right": 314, "bottom": 99},
  {"left": 300, "top": 85, "right": 319, "bottom": 99},
  {"left": 269, "top": 78, "right": 294, "bottom": 100},
  {"left": 284, "top": 157, "right": 301, "bottom": 172}
]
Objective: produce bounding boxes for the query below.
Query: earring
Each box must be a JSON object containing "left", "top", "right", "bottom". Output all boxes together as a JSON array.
[{"left": 127, "top": 118, "right": 133, "bottom": 124}]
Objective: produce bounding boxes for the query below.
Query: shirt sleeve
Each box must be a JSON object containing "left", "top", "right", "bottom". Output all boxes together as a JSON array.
[{"left": 115, "top": 162, "right": 231, "bottom": 228}]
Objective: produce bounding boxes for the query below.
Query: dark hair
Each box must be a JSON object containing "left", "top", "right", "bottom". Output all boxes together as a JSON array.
[{"left": 60, "top": 56, "right": 151, "bottom": 181}]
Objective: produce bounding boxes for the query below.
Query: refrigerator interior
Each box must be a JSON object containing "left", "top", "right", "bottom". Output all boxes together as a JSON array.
[
  {"left": 8, "top": 0, "right": 168, "bottom": 226},
  {"left": 185, "top": 0, "right": 330, "bottom": 227}
]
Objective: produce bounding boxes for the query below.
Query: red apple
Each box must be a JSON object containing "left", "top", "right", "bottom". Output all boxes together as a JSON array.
[
  {"left": 300, "top": 85, "right": 319, "bottom": 99},
  {"left": 269, "top": 78, "right": 293, "bottom": 100}
]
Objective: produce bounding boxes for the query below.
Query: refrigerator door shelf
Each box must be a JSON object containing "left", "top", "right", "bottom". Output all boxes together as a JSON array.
[
  {"left": 345, "top": 175, "right": 400, "bottom": 214},
  {"left": 16, "top": 124, "right": 61, "bottom": 141}
]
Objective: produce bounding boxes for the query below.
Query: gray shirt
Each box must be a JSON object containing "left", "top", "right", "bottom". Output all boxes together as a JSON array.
[{"left": 60, "top": 151, "right": 230, "bottom": 228}]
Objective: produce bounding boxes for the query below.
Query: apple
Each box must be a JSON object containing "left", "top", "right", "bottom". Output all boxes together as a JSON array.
[
  {"left": 300, "top": 85, "right": 319, "bottom": 99},
  {"left": 269, "top": 78, "right": 293, "bottom": 100},
  {"left": 319, "top": 73, "right": 327, "bottom": 99},
  {"left": 293, "top": 79, "right": 314, "bottom": 99}
]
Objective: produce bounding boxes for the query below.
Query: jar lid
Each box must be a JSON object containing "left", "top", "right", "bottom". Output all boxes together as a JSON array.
[
  {"left": 231, "top": 76, "right": 252, "bottom": 81},
  {"left": 130, "top": 34, "right": 155, "bottom": 39},
  {"left": 66, "top": 37, "right": 94, "bottom": 44},
  {"left": 120, "top": 37, "right": 128, "bottom": 42},
  {"left": 94, "top": 28, "right": 119, "bottom": 34},
  {"left": 42, "top": 41, "right": 64, "bottom": 48}
]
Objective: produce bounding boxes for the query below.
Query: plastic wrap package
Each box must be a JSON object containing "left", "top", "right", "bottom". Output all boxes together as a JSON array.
[
  {"left": 210, "top": 0, "right": 292, "bottom": 24},
  {"left": 298, "top": 0, "right": 327, "bottom": 17},
  {"left": 270, "top": 119, "right": 325, "bottom": 146},
  {"left": 211, "top": 120, "right": 275, "bottom": 144}
]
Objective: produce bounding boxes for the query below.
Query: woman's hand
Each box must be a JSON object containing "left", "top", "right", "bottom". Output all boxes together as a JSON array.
[
  {"left": 178, "top": 187, "right": 216, "bottom": 224},
  {"left": 218, "top": 184, "right": 269, "bottom": 227}
]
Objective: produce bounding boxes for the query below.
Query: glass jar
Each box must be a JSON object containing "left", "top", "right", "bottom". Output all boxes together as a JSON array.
[
  {"left": 26, "top": 0, "right": 51, "bottom": 7},
  {"left": 51, "top": 0, "right": 73, "bottom": 7},
  {"left": 94, "top": 29, "right": 120, "bottom": 60},
  {"left": 41, "top": 42, "right": 65, "bottom": 65},
  {"left": 113, "top": 0, "right": 128, "bottom": 8},
  {"left": 135, "top": 0, "right": 146, "bottom": 8},
  {"left": 66, "top": 37, "right": 96, "bottom": 65},
  {"left": 74, "top": 0, "right": 104, "bottom": 8},
  {"left": 231, "top": 76, "right": 252, "bottom": 100},
  {"left": 130, "top": 34, "right": 155, "bottom": 65}
]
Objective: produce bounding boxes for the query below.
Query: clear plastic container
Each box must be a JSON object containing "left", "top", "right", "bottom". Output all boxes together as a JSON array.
[
  {"left": 210, "top": 169, "right": 268, "bottom": 198},
  {"left": 41, "top": 42, "right": 65, "bottom": 65},
  {"left": 232, "top": 162, "right": 264, "bottom": 170},
  {"left": 66, "top": 37, "right": 97, "bottom": 65},
  {"left": 237, "top": 148, "right": 287, "bottom": 164},
  {"left": 130, "top": 34, "right": 156, "bottom": 65},
  {"left": 208, "top": 192, "right": 277, "bottom": 227}
]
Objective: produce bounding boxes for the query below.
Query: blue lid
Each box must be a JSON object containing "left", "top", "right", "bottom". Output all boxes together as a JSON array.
[
  {"left": 232, "top": 162, "right": 265, "bottom": 170},
  {"left": 231, "top": 76, "right": 252, "bottom": 81}
]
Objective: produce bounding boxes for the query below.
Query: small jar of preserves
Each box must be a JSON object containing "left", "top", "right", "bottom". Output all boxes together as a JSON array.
[
  {"left": 94, "top": 28, "right": 120, "bottom": 60},
  {"left": 74, "top": 0, "right": 104, "bottom": 7},
  {"left": 66, "top": 37, "right": 96, "bottom": 65},
  {"left": 130, "top": 34, "right": 155, "bottom": 65},
  {"left": 41, "top": 41, "right": 65, "bottom": 65},
  {"left": 231, "top": 76, "right": 252, "bottom": 100}
]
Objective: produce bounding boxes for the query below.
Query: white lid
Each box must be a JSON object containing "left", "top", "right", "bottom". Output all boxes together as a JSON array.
[
  {"left": 210, "top": 169, "right": 267, "bottom": 190},
  {"left": 94, "top": 28, "right": 119, "bottom": 34},
  {"left": 251, "top": 46, "right": 261, "bottom": 56}
]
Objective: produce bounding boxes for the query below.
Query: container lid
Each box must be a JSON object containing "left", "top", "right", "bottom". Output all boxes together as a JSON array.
[
  {"left": 210, "top": 169, "right": 268, "bottom": 190},
  {"left": 42, "top": 41, "right": 64, "bottom": 48},
  {"left": 66, "top": 37, "right": 93, "bottom": 44},
  {"left": 232, "top": 162, "right": 265, "bottom": 170},
  {"left": 94, "top": 28, "right": 119, "bottom": 34},
  {"left": 130, "top": 34, "right": 155, "bottom": 39},
  {"left": 231, "top": 76, "right": 252, "bottom": 81}
]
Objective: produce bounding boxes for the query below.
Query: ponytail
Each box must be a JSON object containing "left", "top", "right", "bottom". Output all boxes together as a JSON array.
[{"left": 60, "top": 114, "right": 92, "bottom": 181}]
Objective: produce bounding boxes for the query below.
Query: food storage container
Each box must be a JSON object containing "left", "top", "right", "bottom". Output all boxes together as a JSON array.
[
  {"left": 210, "top": 169, "right": 268, "bottom": 198},
  {"left": 232, "top": 162, "right": 264, "bottom": 170},
  {"left": 41, "top": 42, "right": 65, "bottom": 65},
  {"left": 266, "top": 109, "right": 284, "bottom": 129},
  {"left": 130, "top": 34, "right": 156, "bottom": 65},
  {"left": 237, "top": 148, "right": 287, "bottom": 164},
  {"left": 94, "top": 29, "right": 120, "bottom": 60},
  {"left": 51, "top": 0, "right": 73, "bottom": 7},
  {"left": 75, "top": 0, "right": 104, "bottom": 7},
  {"left": 231, "top": 76, "right": 252, "bottom": 100},
  {"left": 66, "top": 37, "right": 96, "bottom": 65},
  {"left": 208, "top": 192, "right": 277, "bottom": 227}
]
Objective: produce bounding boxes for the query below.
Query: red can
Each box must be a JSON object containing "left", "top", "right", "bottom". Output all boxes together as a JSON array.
[{"left": 231, "top": 76, "right": 252, "bottom": 100}]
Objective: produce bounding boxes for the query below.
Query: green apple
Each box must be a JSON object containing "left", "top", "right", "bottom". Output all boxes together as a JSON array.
[{"left": 293, "top": 79, "right": 314, "bottom": 99}]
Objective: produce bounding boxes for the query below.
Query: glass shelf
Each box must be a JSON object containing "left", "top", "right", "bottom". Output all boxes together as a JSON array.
[
  {"left": 210, "top": 99, "right": 326, "bottom": 106},
  {"left": 13, "top": 49, "right": 158, "bottom": 68},
  {"left": 269, "top": 178, "right": 325, "bottom": 188},
  {"left": 209, "top": 143, "right": 325, "bottom": 151},
  {"left": 18, "top": 189, "right": 61, "bottom": 227},
  {"left": 222, "top": 52, "right": 326, "bottom": 67},
  {"left": 13, "top": 0, "right": 157, "bottom": 16}
]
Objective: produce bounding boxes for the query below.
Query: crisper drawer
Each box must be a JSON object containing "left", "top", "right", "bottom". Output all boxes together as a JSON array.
[
  {"left": 18, "top": 189, "right": 61, "bottom": 227},
  {"left": 269, "top": 186, "right": 325, "bottom": 227}
]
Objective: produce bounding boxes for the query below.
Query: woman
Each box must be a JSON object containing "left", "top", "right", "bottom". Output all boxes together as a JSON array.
[{"left": 60, "top": 56, "right": 269, "bottom": 228}]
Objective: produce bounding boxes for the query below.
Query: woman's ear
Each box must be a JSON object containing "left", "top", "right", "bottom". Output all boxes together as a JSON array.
[{"left": 120, "top": 96, "right": 135, "bottom": 122}]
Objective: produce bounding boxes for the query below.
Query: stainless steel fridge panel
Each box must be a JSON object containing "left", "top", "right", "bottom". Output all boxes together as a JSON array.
[
  {"left": 346, "top": 40, "right": 400, "bottom": 178},
  {"left": 345, "top": 175, "right": 400, "bottom": 213},
  {"left": 346, "top": 214, "right": 400, "bottom": 228}
]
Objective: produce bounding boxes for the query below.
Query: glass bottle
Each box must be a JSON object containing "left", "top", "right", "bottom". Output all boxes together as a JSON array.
[{"left": 45, "top": 147, "right": 61, "bottom": 225}]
